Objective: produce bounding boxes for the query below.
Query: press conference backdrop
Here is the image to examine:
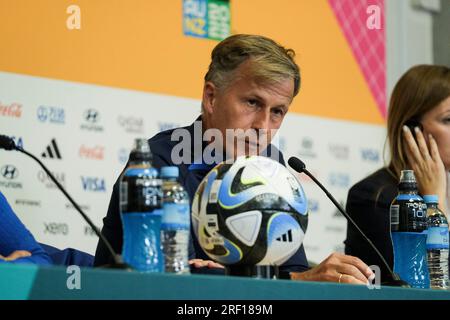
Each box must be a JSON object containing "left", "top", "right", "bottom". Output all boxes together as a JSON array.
[{"left": 0, "top": 0, "right": 387, "bottom": 264}]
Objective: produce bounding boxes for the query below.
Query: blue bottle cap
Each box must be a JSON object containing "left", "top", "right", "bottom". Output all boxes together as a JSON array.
[
  {"left": 161, "top": 166, "right": 179, "bottom": 179},
  {"left": 423, "top": 194, "right": 438, "bottom": 204}
]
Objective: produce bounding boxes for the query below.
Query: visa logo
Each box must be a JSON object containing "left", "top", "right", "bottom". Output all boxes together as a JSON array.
[
  {"left": 361, "top": 149, "right": 380, "bottom": 162},
  {"left": 10, "top": 136, "right": 24, "bottom": 149},
  {"left": 81, "top": 176, "right": 106, "bottom": 192}
]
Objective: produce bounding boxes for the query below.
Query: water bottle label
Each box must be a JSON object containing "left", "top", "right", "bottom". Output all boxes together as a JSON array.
[
  {"left": 122, "top": 209, "right": 163, "bottom": 216},
  {"left": 396, "top": 194, "right": 423, "bottom": 201},
  {"left": 427, "top": 226, "right": 449, "bottom": 250},
  {"left": 124, "top": 167, "right": 159, "bottom": 177},
  {"left": 161, "top": 203, "right": 190, "bottom": 230},
  {"left": 390, "top": 205, "right": 399, "bottom": 225}
]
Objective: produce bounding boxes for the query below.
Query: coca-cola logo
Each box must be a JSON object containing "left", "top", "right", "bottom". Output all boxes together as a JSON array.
[
  {"left": 0, "top": 102, "right": 22, "bottom": 118},
  {"left": 79, "top": 145, "right": 105, "bottom": 160}
]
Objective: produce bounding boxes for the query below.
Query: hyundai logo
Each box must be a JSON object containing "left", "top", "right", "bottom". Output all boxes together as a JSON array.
[
  {"left": 1, "top": 165, "right": 19, "bottom": 180},
  {"left": 84, "top": 109, "right": 100, "bottom": 123}
]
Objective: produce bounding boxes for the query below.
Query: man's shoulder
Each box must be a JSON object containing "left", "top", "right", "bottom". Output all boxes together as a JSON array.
[
  {"left": 147, "top": 124, "right": 192, "bottom": 162},
  {"left": 148, "top": 126, "right": 181, "bottom": 146}
]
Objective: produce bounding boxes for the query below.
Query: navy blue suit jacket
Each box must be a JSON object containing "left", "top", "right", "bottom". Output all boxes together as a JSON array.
[{"left": 94, "top": 117, "right": 309, "bottom": 277}]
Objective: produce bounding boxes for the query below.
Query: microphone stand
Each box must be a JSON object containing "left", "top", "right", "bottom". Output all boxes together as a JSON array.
[
  {"left": 0, "top": 135, "right": 130, "bottom": 270},
  {"left": 288, "top": 157, "right": 410, "bottom": 288}
]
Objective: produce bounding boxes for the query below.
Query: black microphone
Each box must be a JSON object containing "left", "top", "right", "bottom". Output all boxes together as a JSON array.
[
  {"left": 288, "top": 156, "right": 410, "bottom": 288},
  {"left": 0, "top": 135, "right": 16, "bottom": 150},
  {"left": 0, "top": 134, "right": 130, "bottom": 270}
]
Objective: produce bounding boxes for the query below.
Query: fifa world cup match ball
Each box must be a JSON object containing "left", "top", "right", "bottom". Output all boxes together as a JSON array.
[{"left": 191, "top": 156, "right": 308, "bottom": 266}]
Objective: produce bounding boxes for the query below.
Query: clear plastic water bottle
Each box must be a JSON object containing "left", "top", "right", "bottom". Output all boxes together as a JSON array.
[
  {"left": 119, "top": 138, "right": 164, "bottom": 272},
  {"left": 423, "top": 195, "right": 449, "bottom": 290},
  {"left": 160, "top": 166, "right": 191, "bottom": 274}
]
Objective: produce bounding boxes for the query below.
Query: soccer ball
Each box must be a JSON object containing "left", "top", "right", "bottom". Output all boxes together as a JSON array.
[{"left": 191, "top": 156, "right": 308, "bottom": 266}]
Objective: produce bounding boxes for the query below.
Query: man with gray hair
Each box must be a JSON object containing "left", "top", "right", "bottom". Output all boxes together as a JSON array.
[{"left": 95, "top": 34, "right": 374, "bottom": 285}]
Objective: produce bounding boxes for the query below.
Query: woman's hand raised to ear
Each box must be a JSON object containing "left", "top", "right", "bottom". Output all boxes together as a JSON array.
[{"left": 403, "top": 125, "right": 447, "bottom": 207}]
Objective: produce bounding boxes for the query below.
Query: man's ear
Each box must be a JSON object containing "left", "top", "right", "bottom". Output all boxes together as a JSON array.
[{"left": 202, "top": 82, "right": 217, "bottom": 114}]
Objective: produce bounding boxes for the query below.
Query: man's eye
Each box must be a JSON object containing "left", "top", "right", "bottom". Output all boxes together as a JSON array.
[
  {"left": 247, "top": 99, "right": 258, "bottom": 107},
  {"left": 272, "top": 108, "right": 285, "bottom": 117}
]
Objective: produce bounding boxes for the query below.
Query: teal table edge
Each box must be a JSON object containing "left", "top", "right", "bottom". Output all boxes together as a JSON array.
[
  {"left": 1, "top": 264, "right": 450, "bottom": 300},
  {"left": 0, "top": 263, "right": 39, "bottom": 299}
]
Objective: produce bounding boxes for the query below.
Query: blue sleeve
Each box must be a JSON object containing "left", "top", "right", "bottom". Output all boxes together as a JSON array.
[
  {"left": 0, "top": 192, "right": 52, "bottom": 265},
  {"left": 278, "top": 244, "right": 310, "bottom": 278}
]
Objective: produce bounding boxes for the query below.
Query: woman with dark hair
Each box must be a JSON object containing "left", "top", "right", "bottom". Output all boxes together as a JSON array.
[{"left": 345, "top": 65, "right": 450, "bottom": 282}]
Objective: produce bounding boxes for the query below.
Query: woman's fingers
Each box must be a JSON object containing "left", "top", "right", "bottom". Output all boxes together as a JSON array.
[
  {"left": 403, "top": 126, "right": 444, "bottom": 169},
  {"left": 428, "top": 134, "right": 441, "bottom": 163},
  {"left": 402, "top": 127, "right": 446, "bottom": 200},
  {"left": 402, "top": 126, "right": 424, "bottom": 164},
  {"left": 413, "top": 127, "right": 432, "bottom": 161}
]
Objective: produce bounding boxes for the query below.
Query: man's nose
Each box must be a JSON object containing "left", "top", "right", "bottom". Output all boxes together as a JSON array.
[{"left": 252, "top": 108, "right": 271, "bottom": 130}]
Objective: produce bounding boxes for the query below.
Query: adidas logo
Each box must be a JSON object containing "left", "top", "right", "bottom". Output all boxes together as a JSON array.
[
  {"left": 276, "top": 230, "right": 293, "bottom": 242},
  {"left": 41, "top": 139, "right": 62, "bottom": 159}
]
